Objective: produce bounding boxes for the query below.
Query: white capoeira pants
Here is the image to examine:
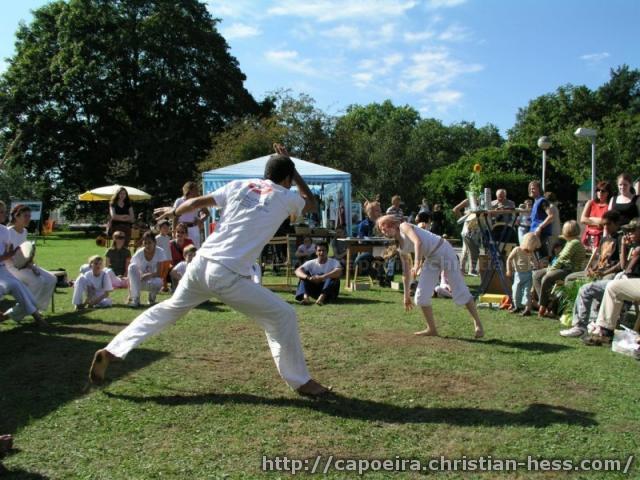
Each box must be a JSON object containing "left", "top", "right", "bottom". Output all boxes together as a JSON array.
[
  {"left": 414, "top": 242, "right": 473, "bottom": 307},
  {"left": 72, "top": 275, "right": 113, "bottom": 307},
  {"left": 5, "top": 264, "right": 56, "bottom": 320},
  {"left": 128, "top": 264, "right": 162, "bottom": 302},
  {"left": 106, "top": 254, "right": 311, "bottom": 389},
  {"left": 0, "top": 265, "right": 38, "bottom": 319}
]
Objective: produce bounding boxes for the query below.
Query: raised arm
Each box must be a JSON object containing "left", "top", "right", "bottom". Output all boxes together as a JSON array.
[
  {"left": 292, "top": 169, "right": 317, "bottom": 214},
  {"left": 155, "top": 195, "right": 217, "bottom": 221}
]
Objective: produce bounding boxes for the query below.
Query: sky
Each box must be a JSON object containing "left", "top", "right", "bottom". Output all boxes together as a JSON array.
[{"left": 1, "top": 0, "right": 639, "bottom": 136}]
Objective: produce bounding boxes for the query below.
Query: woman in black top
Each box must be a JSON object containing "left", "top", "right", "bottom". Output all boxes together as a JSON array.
[
  {"left": 108, "top": 187, "right": 134, "bottom": 245},
  {"left": 609, "top": 173, "right": 640, "bottom": 226}
]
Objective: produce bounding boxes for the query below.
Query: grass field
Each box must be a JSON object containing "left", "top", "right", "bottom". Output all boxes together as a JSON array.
[{"left": 1, "top": 233, "right": 638, "bottom": 479}]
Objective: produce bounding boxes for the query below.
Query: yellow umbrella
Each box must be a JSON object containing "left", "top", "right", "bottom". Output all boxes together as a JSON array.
[{"left": 78, "top": 185, "right": 152, "bottom": 201}]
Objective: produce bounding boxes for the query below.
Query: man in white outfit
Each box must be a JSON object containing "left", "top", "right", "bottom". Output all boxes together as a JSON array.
[{"left": 89, "top": 150, "right": 330, "bottom": 396}]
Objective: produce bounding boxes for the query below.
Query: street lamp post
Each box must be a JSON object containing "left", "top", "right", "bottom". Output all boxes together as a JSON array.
[
  {"left": 574, "top": 127, "right": 597, "bottom": 199},
  {"left": 537, "top": 136, "right": 551, "bottom": 191}
]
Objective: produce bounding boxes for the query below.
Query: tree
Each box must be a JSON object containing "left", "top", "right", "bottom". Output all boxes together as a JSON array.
[{"left": 0, "top": 0, "right": 262, "bottom": 212}]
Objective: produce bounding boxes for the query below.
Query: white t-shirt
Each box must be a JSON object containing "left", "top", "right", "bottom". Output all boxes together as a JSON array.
[
  {"left": 8, "top": 226, "right": 28, "bottom": 247},
  {"left": 398, "top": 223, "right": 442, "bottom": 258},
  {"left": 81, "top": 270, "right": 113, "bottom": 297},
  {"left": 155, "top": 234, "right": 172, "bottom": 261},
  {"left": 131, "top": 246, "right": 166, "bottom": 274},
  {"left": 300, "top": 257, "right": 341, "bottom": 276},
  {"left": 173, "top": 197, "right": 197, "bottom": 224},
  {"left": 198, "top": 179, "right": 305, "bottom": 276},
  {"left": 172, "top": 260, "right": 188, "bottom": 277},
  {"left": 0, "top": 224, "right": 10, "bottom": 265}
]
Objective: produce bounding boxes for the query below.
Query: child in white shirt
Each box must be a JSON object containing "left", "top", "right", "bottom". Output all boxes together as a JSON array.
[
  {"left": 169, "top": 244, "right": 196, "bottom": 291},
  {"left": 73, "top": 255, "right": 113, "bottom": 310}
]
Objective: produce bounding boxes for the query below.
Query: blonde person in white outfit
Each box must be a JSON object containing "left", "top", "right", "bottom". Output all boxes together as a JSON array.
[
  {"left": 5, "top": 204, "right": 56, "bottom": 321},
  {"left": 377, "top": 214, "right": 484, "bottom": 338},
  {"left": 72, "top": 255, "right": 113, "bottom": 310},
  {"left": 128, "top": 231, "right": 165, "bottom": 307},
  {"left": 0, "top": 201, "right": 47, "bottom": 327},
  {"left": 173, "top": 181, "right": 202, "bottom": 248},
  {"left": 89, "top": 148, "right": 330, "bottom": 396}
]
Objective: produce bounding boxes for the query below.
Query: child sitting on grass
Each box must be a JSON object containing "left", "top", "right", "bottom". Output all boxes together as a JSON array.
[
  {"left": 169, "top": 244, "right": 197, "bottom": 291},
  {"left": 72, "top": 255, "right": 113, "bottom": 310},
  {"left": 506, "top": 232, "right": 540, "bottom": 316}
]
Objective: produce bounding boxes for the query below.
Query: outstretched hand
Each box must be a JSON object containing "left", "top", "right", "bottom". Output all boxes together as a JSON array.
[{"left": 154, "top": 206, "right": 173, "bottom": 221}]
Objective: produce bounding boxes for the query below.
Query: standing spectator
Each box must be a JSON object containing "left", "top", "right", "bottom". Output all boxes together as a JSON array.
[
  {"left": 155, "top": 220, "right": 172, "bottom": 291},
  {"left": 609, "top": 172, "right": 640, "bottom": 227},
  {"left": 173, "top": 181, "right": 202, "bottom": 248},
  {"left": 386, "top": 195, "right": 404, "bottom": 220},
  {"left": 544, "top": 192, "right": 563, "bottom": 249},
  {"left": 580, "top": 180, "right": 612, "bottom": 249},
  {"left": 430, "top": 204, "right": 445, "bottom": 235},
  {"left": 295, "top": 243, "right": 342, "bottom": 305},
  {"left": 128, "top": 231, "right": 165, "bottom": 307},
  {"left": 418, "top": 198, "right": 431, "bottom": 214},
  {"left": 516, "top": 199, "right": 533, "bottom": 245},
  {"left": 6, "top": 204, "right": 57, "bottom": 320},
  {"left": 453, "top": 198, "right": 480, "bottom": 276},
  {"left": 108, "top": 187, "right": 134, "bottom": 246},
  {"left": 72, "top": 255, "right": 113, "bottom": 310},
  {"left": 528, "top": 181, "right": 555, "bottom": 260},
  {"left": 505, "top": 233, "right": 540, "bottom": 315},
  {"left": 104, "top": 231, "right": 131, "bottom": 288}
]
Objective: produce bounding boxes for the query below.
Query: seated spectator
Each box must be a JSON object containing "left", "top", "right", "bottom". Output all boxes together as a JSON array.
[
  {"left": 585, "top": 277, "right": 640, "bottom": 345},
  {"left": 386, "top": 195, "right": 404, "bottom": 220},
  {"left": 128, "top": 231, "right": 165, "bottom": 307},
  {"left": 72, "top": 255, "right": 113, "bottom": 310},
  {"left": 331, "top": 226, "right": 348, "bottom": 266},
  {"left": 354, "top": 200, "right": 383, "bottom": 280},
  {"left": 170, "top": 223, "right": 195, "bottom": 266},
  {"left": 416, "top": 211, "right": 431, "bottom": 230},
  {"left": 544, "top": 192, "right": 563, "bottom": 248},
  {"left": 506, "top": 232, "right": 541, "bottom": 316},
  {"left": 580, "top": 180, "right": 612, "bottom": 249},
  {"left": 565, "top": 210, "right": 622, "bottom": 283},
  {"left": 170, "top": 244, "right": 197, "bottom": 291},
  {"left": 295, "top": 243, "right": 342, "bottom": 305},
  {"left": 0, "top": 201, "right": 47, "bottom": 327},
  {"left": 104, "top": 231, "right": 131, "bottom": 288},
  {"left": 491, "top": 188, "right": 516, "bottom": 223},
  {"left": 6, "top": 203, "right": 57, "bottom": 321},
  {"left": 533, "top": 220, "right": 586, "bottom": 317},
  {"left": 296, "top": 236, "right": 316, "bottom": 265}
]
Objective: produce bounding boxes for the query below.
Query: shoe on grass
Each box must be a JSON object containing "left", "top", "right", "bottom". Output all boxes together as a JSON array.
[
  {"left": 560, "top": 326, "right": 586, "bottom": 338},
  {"left": 127, "top": 298, "right": 140, "bottom": 308},
  {"left": 296, "top": 379, "right": 332, "bottom": 398}
]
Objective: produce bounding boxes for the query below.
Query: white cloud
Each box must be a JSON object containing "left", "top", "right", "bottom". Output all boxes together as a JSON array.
[
  {"left": 268, "top": 0, "right": 417, "bottom": 22},
  {"left": 265, "top": 50, "right": 318, "bottom": 76},
  {"left": 419, "top": 90, "right": 463, "bottom": 114},
  {"left": 206, "top": 0, "right": 258, "bottom": 18},
  {"left": 400, "top": 47, "right": 482, "bottom": 93},
  {"left": 404, "top": 30, "right": 435, "bottom": 43},
  {"left": 321, "top": 25, "right": 364, "bottom": 49},
  {"left": 438, "top": 23, "right": 471, "bottom": 42},
  {"left": 220, "top": 23, "right": 261, "bottom": 40},
  {"left": 426, "top": 0, "right": 467, "bottom": 9},
  {"left": 580, "top": 52, "right": 610, "bottom": 64},
  {"left": 352, "top": 72, "right": 374, "bottom": 87}
]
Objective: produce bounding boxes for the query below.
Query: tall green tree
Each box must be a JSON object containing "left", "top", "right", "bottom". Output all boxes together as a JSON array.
[{"left": 0, "top": 0, "right": 263, "bottom": 211}]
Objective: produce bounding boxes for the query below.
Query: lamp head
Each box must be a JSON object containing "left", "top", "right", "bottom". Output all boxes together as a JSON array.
[{"left": 574, "top": 127, "right": 597, "bottom": 138}]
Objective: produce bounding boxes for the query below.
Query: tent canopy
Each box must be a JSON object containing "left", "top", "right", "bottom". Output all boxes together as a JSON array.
[{"left": 202, "top": 155, "right": 352, "bottom": 232}]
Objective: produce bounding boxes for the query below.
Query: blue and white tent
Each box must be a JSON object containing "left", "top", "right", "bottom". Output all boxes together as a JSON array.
[{"left": 202, "top": 155, "right": 352, "bottom": 232}]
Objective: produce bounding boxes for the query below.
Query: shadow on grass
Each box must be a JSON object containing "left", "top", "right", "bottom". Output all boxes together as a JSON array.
[
  {"left": 0, "top": 466, "right": 49, "bottom": 479},
  {"left": 106, "top": 392, "right": 597, "bottom": 428},
  {"left": 0, "top": 326, "right": 167, "bottom": 434},
  {"left": 449, "top": 337, "right": 572, "bottom": 354}
]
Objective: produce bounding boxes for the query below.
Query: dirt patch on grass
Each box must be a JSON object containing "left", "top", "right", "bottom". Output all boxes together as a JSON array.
[{"left": 364, "top": 329, "right": 475, "bottom": 353}]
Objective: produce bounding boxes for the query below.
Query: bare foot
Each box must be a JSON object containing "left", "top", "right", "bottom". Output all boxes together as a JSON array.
[
  {"left": 414, "top": 329, "right": 438, "bottom": 337},
  {"left": 520, "top": 309, "right": 531, "bottom": 317},
  {"left": 315, "top": 294, "right": 326, "bottom": 306},
  {"left": 296, "top": 379, "right": 332, "bottom": 397},
  {"left": 474, "top": 327, "right": 484, "bottom": 338},
  {"left": 89, "top": 349, "right": 118, "bottom": 384}
]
